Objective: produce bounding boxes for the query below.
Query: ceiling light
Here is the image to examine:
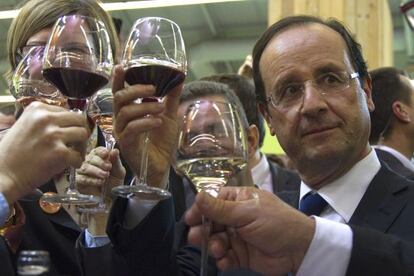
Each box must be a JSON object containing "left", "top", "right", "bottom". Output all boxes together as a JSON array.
[{"left": 0, "top": 0, "right": 247, "bottom": 20}]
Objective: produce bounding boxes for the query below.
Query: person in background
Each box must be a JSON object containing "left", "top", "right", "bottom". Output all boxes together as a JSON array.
[
  {"left": 201, "top": 74, "right": 300, "bottom": 194},
  {"left": 169, "top": 74, "right": 300, "bottom": 221},
  {"left": 369, "top": 67, "right": 414, "bottom": 179},
  {"left": 3, "top": 0, "right": 125, "bottom": 275},
  {"left": 185, "top": 15, "right": 414, "bottom": 275}
]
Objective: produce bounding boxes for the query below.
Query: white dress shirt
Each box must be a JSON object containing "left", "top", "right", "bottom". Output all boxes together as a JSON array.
[
  {"left": 373, "top": 145, "right": 414, "bottom": 172},
  {"left": 251, "top": 154, "right": 273, "bottom": 193},
  {"left": 296, "top": 149, "right": 381, "bottom": 276}
]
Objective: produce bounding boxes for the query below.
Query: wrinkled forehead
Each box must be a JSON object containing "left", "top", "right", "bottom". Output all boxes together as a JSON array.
[{"left": 259, "top": 23, "right": 355, "bottom": 80}]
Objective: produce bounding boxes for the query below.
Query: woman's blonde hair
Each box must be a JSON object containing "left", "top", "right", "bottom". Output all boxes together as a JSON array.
[{"left": 5, "top": 0, "right": 119, "bottom": 84}]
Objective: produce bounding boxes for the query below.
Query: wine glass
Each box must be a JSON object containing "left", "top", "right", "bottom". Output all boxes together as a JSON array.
[
  {"left": 78, "top": 88, "right": 115, "bottom": 213},
  {"left": 41, "top": 14, "right": 113, "bottom": 205},
  {"left": 11, "top": 46, "right": 66, "bottom": 201},
  {"left": 175, "top": 100, "right": 248, "bottom": 276},
  {"left": 11, "top": 46, "right": 66, "bottom": 108},
  {"left": 111, "top": 17, "right": 187, "bottom": 200},
  {"left": 17, "top": 250, "right": 50, "bottom": 276}
]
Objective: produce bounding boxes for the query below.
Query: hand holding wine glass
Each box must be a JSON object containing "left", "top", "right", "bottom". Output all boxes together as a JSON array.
[
  {"left": 112, "top": 17, "right": 186, "bottom": 200},
  {"left": 175, "top": 99, "right": 248, "bottom": 276},
  {"left": 41, "top": 14, "right": 113, "bottom": 205},
  {"left": 10, "top": 45, "right": 66, "bottom": 201}
]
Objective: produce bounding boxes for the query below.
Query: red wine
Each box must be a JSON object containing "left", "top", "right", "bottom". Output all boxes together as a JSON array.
[
  {"left": 43, "top": 67, "right": 108, "bottom": 105},
  {"left": 125, "top": 64, "right": 185, "bottom": 97}
]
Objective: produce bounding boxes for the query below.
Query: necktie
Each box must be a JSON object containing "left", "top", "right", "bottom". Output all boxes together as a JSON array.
[{"left": 299, "top": 192, "right": 328, "bottom": 216}]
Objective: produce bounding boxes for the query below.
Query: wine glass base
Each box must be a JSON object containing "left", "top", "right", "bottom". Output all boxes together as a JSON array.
[
  {"left": 112, "top": 184, "right": 171, "bottom": 201},
  {"left": 77, "top": 205, "right": 109, "bottom": 214},
  {"left": 41, "top": 193, "right": 100, "bottom": 205}
]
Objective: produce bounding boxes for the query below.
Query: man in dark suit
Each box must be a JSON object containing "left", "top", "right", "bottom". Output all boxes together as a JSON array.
[
  {"left": 369, "top": 67, "right": 414, "bottom": 179},
  {"left": 184, "top": 15, "right": 414, "bottom": 275},
  {"left": 108, "top": 15, "right": 414, "bottom": 276}
]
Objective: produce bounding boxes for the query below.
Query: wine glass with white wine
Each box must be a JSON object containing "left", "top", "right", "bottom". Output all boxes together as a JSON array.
[{"left": 175, "top": 99, "right": 248, "bottom": 276}]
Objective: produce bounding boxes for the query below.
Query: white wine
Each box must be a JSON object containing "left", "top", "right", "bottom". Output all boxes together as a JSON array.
[
  {"left": 91, "top": 113, "right": 113, "bottom": 134},
  {"left": 176, "top": 157, "right": 247, "bottom": 194}
]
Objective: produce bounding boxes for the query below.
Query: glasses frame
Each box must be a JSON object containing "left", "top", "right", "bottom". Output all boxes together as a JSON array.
[{"left": 265, "top": 72, "right": 360, "bottom": 109}]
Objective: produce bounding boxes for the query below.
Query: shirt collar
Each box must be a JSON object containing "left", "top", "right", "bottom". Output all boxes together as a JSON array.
[
  {"left": 300, "top": 149, "right": 381, "bottom": 222},
  {"left": 251, "top": 153, "right": 270, "bottom": 188},
  {"left": 373, "top": 145, "right": 414, "bottom": 172}
]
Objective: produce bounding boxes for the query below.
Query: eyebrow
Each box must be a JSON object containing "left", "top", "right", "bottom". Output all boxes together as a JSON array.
[{"left": 313, "top": 62, "right": 348, "bottom": 75}]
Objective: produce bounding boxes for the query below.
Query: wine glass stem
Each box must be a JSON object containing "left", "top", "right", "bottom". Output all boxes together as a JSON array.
[
  {"left": 200, "top": 215, "right": 211, "bottom": 276},
  {"left": 68, "top": 167, "right": 77, "bottom": 193},
  {"left": 138, "top": 131, "right": 150, "bottom": 185},
  {"left": 98, "top": 136, "right": 115, "bottom": 207}
]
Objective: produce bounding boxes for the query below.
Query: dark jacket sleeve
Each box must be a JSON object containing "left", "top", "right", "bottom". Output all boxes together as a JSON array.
[
  {"left": 106, "top": 197, "right": 176, "bottom": 275},
  {"left": 347, "top": 225, "right": 414, "bottom": 276},
  {"left": 0, "top": 236, "right": 15, "bottom": 276}
]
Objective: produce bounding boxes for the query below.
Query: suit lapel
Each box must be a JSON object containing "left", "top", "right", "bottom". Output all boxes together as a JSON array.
[
  {"left": 278, "top": 190, "right": 300, "bottom": 208},
  {"left": 349, "top": 164, "right": 411, "bottom": 233}
]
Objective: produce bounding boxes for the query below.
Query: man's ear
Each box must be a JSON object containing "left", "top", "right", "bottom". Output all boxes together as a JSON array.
[
  {"left": 361, "top": 75, "right": 375, "bottom": 112},
  {"left": 247, "top": 125, "right": 259, "bottom": 159},
  {"left": 258, "top": 103, "right": 275, "bottom": 136},
  {"left": 392, "top": 101, "right": 411, "bottom": 123}
]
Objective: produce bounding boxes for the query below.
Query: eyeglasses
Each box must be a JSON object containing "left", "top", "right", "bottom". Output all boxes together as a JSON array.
[
  {"left": 266, "top": 71, "right": 360, "bottom": 109},
  {"left": 15, "top": 44, "right": 46, "bottom": 65},
  {"left": 401, "top": 1, "right": 414, "bottom": 30}
]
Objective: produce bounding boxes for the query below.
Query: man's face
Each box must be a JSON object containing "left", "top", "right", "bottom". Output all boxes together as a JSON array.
[{"left": 259, "top": 23, "right": 374, "bottom": 184}]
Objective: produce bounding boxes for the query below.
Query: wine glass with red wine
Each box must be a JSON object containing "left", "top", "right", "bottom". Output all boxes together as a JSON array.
[
  {"left": 11, "top": 46, "right": 66, "bottom": 201},
  {"left": 112, "top": 17, "right": 187, "bottom": 200},
  {"left": 41, "top": 14, "right": 113, "bottom": 205}
]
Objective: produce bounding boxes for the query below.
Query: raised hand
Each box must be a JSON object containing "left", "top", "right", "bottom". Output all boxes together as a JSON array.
[
  {"left": 0, "top": 102, "right": 90, "bottom": 205},
  {"left": 185, "top": 187, "right": 315, "bottom": 275},
  {"left": 112, "top": 65, "right": 182, "bottom": 188},
  {"left": 77, "top": 146, "right": 125, "bottom": 201}
]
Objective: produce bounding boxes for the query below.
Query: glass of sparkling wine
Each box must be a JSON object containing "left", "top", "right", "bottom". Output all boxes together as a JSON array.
[
  {"left": 17, "top": 250, "right": 50, "bottom": 276},
  {"left": 175, "top": 100, "right": 248, "bottom": 276}
]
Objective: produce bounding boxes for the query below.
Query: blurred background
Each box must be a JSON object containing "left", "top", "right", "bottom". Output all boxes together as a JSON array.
[{"left": 0, "top": 0, "right": 411, "bottom": 154}]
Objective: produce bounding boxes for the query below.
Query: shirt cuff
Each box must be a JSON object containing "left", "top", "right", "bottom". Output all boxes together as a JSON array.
[
  {"left": 123, "top": 197, "right": 159, "bottom": 229},
  {"left": 296, "top": 216, "right": 353, "bottom": 276},
  {"left": 83, "top": 229, "right": 110, "bottom": 248},
  {"left": 0, "top": 192, "right": 10, "bottom": 226}
]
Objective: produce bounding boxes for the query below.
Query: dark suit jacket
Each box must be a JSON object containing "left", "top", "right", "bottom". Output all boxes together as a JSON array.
[
  {"left": 108, "top": 162, "right": 414, "bottom": 275},
  {"left": 375, "top": 148, "right": 414, "bottom": 180},
  {"left": 0, "top": 236, "right": 15, "bottom": 275},
  {"left": 17, "top": 180, "right": 127, "bottom": 276},
  {"left": 277, "top": 163, "right": 414, "bottom": 275}
]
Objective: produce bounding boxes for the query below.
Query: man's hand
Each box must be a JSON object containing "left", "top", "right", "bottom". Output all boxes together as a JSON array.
[
  {"left": 185, "top": 187, "right": 315, "bottom": 275},
  {"left": 112, "top": 65, "right": 182, "bottom": 188},
  {"left": 0, "top": 102, "right": 90, "bottom": 205},
  {"left": 77, "top": 146, "right": 126, "bottom": 202}
]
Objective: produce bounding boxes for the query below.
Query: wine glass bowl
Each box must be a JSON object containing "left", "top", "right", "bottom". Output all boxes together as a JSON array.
[
  {"left": 122, "top": 17, "right": 186, "bottom": 98},
  {"left": 111, "top": 17, "right": 186, "bottom": 200},
  {"left": 11, "top": 46, "right": 66, "bottom": 108},
  {"left": 41, "top": 14, "right": 113, "bottom": 205}
]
